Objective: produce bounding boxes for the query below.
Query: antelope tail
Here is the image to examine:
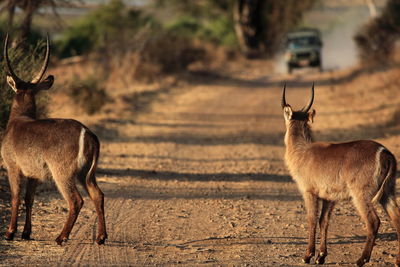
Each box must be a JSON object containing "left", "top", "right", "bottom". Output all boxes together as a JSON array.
[
  {"left": 372, "top": 158, "right": 395, "bottom": 204},
  {"left": 86, "top": 133, "right": 99, "bottom": 185}
]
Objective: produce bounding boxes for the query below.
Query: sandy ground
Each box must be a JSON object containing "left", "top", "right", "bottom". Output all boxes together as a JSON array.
[{"left": 1, "top": 62, "right": 400, "bottom": 266}]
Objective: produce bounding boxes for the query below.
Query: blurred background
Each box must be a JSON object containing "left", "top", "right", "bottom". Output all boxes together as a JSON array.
[{"left": 0, "top": 0, "right": 397, "bottom": 128}]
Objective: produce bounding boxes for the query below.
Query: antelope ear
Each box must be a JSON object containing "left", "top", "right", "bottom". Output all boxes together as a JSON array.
[
  {"left": 36, "top": 75, "right": 54, "bottom": 91},
  {"left": 283, "top": 106, "right": 293, "bottom": 121},
  {"left": 6, "top": 75, "right": 18, "bottom": 92},
  {"left": 308, "top": 109, "right": 316, "bottom": 123}
]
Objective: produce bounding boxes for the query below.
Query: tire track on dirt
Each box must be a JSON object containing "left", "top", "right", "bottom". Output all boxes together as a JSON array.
[{"left": 58, "top": 197, "right": 136, "bottom": 265}]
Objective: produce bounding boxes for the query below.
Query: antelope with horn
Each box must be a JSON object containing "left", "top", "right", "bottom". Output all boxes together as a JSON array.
[
  {"left": 281, "top": 84, "right": 400, "bottom": 266},
  {"left": 1, "top": 35, "right": 107, "bottom": 245}
]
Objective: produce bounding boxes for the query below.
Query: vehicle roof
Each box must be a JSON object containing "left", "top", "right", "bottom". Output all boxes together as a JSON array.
[{"left": 287, "top": 28, "right": 321, "bottom": 39}]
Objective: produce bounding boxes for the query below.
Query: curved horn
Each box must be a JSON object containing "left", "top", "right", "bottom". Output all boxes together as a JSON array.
[
  {"left": 31, "top": 34, "right": 50, "bottom": 84},
  {"left": 302, "top": 83, "right": 314, "bottom": 112},
  {"left": 281, "top": 83, "right": 287, "bottom": 109},
  {"left": 4, "top": 33, "right": 23, "bottom": 82}
]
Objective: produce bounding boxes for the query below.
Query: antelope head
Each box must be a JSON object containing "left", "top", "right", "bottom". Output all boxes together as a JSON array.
[
  {"left": 281, "top": 83, "right": 316, "bottom": 124},
  {"left": 4, "top": 34, "right": 54, "bottom": 95},
  {"left": 281, "top": 83, "right": 316, "bottom": 146}
]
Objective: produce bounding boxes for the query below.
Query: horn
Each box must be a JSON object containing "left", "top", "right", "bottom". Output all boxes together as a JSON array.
[
  {"left": 4, "top": 33, "right": 23, "bottom": 83},
  {"left": 281, "top": 83, "right": 287, "bottom": 109},
  {"left": 31, "top": 34, "right": 50, "bottom": 84},
  {"left": 302, "top": 83, "right": 314, "bottom": 112}
]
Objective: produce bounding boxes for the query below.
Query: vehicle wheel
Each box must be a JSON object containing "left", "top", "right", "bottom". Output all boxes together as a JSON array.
[{"left": 287, "top": 65, "right": 293, "bottom": 74}]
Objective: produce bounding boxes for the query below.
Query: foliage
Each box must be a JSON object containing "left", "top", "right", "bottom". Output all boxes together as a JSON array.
[
  {"left": 56, "top": 0, "right": 316, "bottom": 65},
  {"left": 166, "top": 16, "right": 202, "bottom": 38},
  {"left": 155, "top": 0, "right": 316, "bottom": 57},
  {"left": 204, "top": 15, "right": 237, "bottom": 47},
  {"left": 135, "top": 29, "right": 206, "bottom": 77},
  {"left": 0, "top": 0, "right": 80, "bottom": 44},
  {"left": 67, "top": 75, "right": 109, "bottom": 115},
  {"left": 166, "top": 15, "right": 237, "bottom": 47},
  {"left": 56, "top": 0, "right": 160, "bottom": 58},
  {"left": 0, "top": 20, "right": 45, "bottom": 50},
  {"left": 155, "top": 0, "right": 232, "bottom": 18},
  {"left": 0, "top": 77, "right": 14, "bottom": 131},
  {"left": 0, "top": 40, "right": 49, "bottom": 130},
  {"left": 157, "top": 0, "right": 237, "bottom": 47},
  {"left": 354, "top": 0, "right": 400, "bottom": 65},
  {"left": 57, "top": 0, "right": 208, "bottom": 81},
  {"left": 59, "top": 0, "right": 236, "bottom": 56}
]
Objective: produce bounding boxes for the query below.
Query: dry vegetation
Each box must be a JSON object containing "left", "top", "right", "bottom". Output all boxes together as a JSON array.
[{"left": 354, "top": 0, "right": 400, "bottom": 65}]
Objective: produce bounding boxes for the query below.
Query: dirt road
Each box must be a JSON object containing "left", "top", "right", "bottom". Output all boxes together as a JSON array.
[{"left": 1, "top": 64, "right": 400, "bottom": 266}]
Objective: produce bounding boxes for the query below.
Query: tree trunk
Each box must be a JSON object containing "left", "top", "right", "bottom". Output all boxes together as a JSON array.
[
  {"left": 233, "top": 0, "right": 248, "bottom": 55},
  {"left": 365, "top": 0, "right": 377, "bottom": 17},
  {"left": 20, "top": 4, "right": 34, "bottom": 43},
  {"left": 7, "top": 0, "right": 16, "bottom": 28},
  {"left": 233, "top": 0, "right": 261, "bottom": 58},
  {"left": 18, "top": 0, "right": 43, "bottom": 45}
]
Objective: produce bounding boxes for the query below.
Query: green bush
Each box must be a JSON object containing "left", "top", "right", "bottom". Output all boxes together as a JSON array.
[
  {"left": 202, "top": 16, "right": 237, "bottom": 47},
  {"left": 167, "top": 15, "right": 237, "bottom": 48},
  {"left": 57, "top": 0, "right": 236, "bottom": 60},
  {"left": 166, "top": 16, "right": 203, "bottom": 38},
  {"left": 67, "top": 75, "right": 109, "bottom": 115},
  {"left": 56, "top": 0, "right": 232, "bottom": 81},
  {"left": 56, "top": 0, "right": 160, "bottom": 58}
]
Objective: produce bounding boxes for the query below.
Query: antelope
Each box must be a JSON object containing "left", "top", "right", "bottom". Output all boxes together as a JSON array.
[
  {"left": 281, "top": 84, "right": 400, "bottom": 266},
  {"left": 1, "top": 35, "right": 107, "bottom": 245}
]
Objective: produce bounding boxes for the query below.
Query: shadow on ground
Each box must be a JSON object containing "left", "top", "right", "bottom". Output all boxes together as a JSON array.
[
  {"left": 316, "top": 116, "right": 400, "bottom": 142},
  {"left": 96, "top": 168, "right": 297, "bottom": 201},
  {"left": 91, "top": 122, "right": 284, "bottom": 146},
  {"left": 187, "top": 64, "right": 400, "bottom": 90},
  {"left": 98, "top": 168, "right": 291, "bottom": 183}
]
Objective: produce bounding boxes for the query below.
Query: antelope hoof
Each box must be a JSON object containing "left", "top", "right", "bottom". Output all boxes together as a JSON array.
[
  {"left": 5, "top": 231, "right": 15, "bottom": 241},
  {"left": 302, "top": 254, "right": 313, "bottom": 264},
  {"left": 96, "top": 234, "right": 107, "bottom": 245},
  {"left": 55, "top": 235, "right": 68, "bottom": 246},
  {"left": 21, "top": 232, "right": 31, "bottom": 240},
  {"left": 356, "top": 257, "right": 369, "bottom": 267},
  {"left": 315, "top": 253, "right": 326, "bottom": 265}
]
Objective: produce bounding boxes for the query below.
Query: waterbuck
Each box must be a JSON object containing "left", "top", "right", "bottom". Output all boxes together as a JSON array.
[
  {"left": 281, "top": 84, "right": 400, "bottom": 266},
  {"left": 1, "top": 35, "right": 107, "bottom": 245}
]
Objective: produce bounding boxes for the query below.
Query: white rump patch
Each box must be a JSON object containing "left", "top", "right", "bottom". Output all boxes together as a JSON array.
[
  {"left": 77, "top": 128, "right": 86, "bottom": 169},
  {"left": 373, "top": 146, "right": 385, "bottom": 188}
]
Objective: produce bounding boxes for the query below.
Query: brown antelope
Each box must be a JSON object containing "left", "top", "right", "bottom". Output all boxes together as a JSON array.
[
  {"left": 1, "top": 35, "right": 107, "bottom": 245},
  {"left": 282, "top": 84, "right": 400, "bottom": 266}
]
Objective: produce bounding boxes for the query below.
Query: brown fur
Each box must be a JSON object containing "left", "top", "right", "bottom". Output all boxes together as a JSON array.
[
  {"left": 282, "top": 87, "right": 400, "bottom": 267},
  {"left": 1, "top": 37, "right": 107, "bottom": 245}
]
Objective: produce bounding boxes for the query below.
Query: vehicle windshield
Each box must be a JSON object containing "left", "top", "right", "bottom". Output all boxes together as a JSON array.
[{"left": 287, "top": 36, "right": 320, "bottom": 49}]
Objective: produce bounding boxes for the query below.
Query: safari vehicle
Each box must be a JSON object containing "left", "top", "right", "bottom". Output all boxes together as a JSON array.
[{"left": 284, "top": 28, "right": 322, "bottom": 74}]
